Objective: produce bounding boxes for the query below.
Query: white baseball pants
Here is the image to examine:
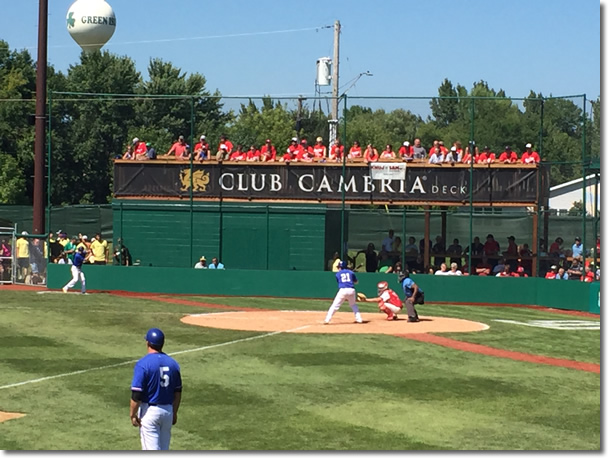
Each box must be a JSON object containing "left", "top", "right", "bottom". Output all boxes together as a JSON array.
[
  {"left": 138, "top": 403, "right": 174, "bottom": 450},
  {"left": 325, "top": 287, "right": 362, "bottom": 322},
  {"left": 63, "top": 266, "right": 86, "bottom": 293}
]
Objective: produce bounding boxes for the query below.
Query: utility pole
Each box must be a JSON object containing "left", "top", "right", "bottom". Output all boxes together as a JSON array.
[
  {"left": 329, "top": 20, "right": 340, "bottom": 145},
  {"left": 33, "top": 0, "right": 48, "bottom": 235}
]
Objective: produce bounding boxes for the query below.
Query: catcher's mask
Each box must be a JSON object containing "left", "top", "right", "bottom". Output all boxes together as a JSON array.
[{"left": 377, "top": 281, "right": 388, "bottom": 295}]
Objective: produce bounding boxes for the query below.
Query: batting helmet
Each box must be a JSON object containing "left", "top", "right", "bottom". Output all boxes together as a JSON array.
[
  {"left": 145, "top": 328, "right": 165, "bottom": 347},
  {"left": 377, "top": 281, "right": 388, "bottom": 295},
  {"left": 338, "top": 260, "right": 347, "bottom": 269}
]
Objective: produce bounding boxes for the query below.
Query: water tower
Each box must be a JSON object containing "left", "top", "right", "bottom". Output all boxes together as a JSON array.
[{"left": 66, "top": 0, "right": 116, "bottom": 53}]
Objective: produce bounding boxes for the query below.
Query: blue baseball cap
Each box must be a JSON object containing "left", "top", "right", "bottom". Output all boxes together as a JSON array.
[
  {"left": 338, "top": 260, "right": 347, "bottom": 269},
  {"left": 145, "top": 328, "right": 165, "bottom": 346}
]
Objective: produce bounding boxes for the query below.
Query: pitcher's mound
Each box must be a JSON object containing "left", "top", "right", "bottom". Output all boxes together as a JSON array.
[{"left": 181, "top": 310, "right": 488, "bottom": 334}]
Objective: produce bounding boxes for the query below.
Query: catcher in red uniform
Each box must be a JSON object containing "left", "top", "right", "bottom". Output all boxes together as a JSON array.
[{"left": 361, "top": 281, "right": 402, "bottom": 321}]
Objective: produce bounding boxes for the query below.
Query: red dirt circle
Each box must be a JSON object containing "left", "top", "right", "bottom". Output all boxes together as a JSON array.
[{"left": 181, "top": 310, "right": 489, "bottom": 334}]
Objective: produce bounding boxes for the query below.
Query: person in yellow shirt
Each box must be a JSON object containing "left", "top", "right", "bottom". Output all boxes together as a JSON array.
[
  {"left": 16, "top": 231, "right": 30, "bottom": 281},
  {"left": 90, "top": 233, "right": 108, "bottom": 265}
]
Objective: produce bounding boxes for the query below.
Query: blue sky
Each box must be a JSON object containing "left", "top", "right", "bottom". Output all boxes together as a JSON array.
[{"left": 1, "top": 0, "right": 600, "bottom": 109}]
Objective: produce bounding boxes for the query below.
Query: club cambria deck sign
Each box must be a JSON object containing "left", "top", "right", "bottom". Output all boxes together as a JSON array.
[{"left": 114, "top": 162, "right": 539, "bottom": 204}]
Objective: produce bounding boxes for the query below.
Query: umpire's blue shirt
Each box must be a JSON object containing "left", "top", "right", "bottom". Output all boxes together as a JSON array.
[
  {"left": 402, "top": 277, "right": 422, "bottom": 298},
  {"left": 131, "top": 353, "right": 182, "bottom": 405}
]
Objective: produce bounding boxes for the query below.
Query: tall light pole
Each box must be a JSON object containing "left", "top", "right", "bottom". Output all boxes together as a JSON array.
[
  {"left": 33, "top": 0, "right": 48, "bottom": 235},
  {"left": 329, "top": 20, "right": 340, "bottom": 145}
]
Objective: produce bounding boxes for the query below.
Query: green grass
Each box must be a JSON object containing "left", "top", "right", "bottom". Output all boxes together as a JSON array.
[{"left": 0, "top": 290, "right": 600, "bottom": 450}]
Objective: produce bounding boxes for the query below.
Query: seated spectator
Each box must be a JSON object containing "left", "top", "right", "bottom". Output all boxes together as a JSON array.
[
  {"left": 513, "top": 266, "right": 528, "bottom": 277},
  {"left": 113, "top": 238, "right": 132, "bottom": 266},
  {"left": 313, "top": 137, "right": 327, "bottom": 161},
  {"left": 434, "top": 263, "right": 450, "bottom": 275},
  {"left": 492, "top": 257, "right": 507, "bottom": 275},
  {"left": 194, "top": 135, "right": 210, "bottom": 161},
  {"left": 447, "top": 262, "right": 462, "bottom": 276},
  {"left": 382, "top": 229, "right": 395, "bottom": 253},
  {"left": 328, "top": 251, "right": 340, "bottom": 272},
  {"left": 122, "top": 145, "right": 134, "bottom": 160},
  {"left": 419, "top": 237, "right": 432, "bottom": 255},
  {"left": 549, "top": 237, "right": 565, "bottom": 258},
  {"left": 145, "top": 142, "right": 157, "bottom": 160},
  {"left": 545, "top": 264, "right": 558, "bottom": 279},
  {"left": 465, "top": 236, "right": 484, "bottom": 256},
  {"left": 555, "top": 267, "right": 568, "bottom": 280},
  {"left": 391, "top": 236, "right": 403, "bottom": 258},
  {"left": 446, "top": 238, "right": 463, "bottom": 266},
  {"left": 356, "top": 243, "right": 378, "bottom": 273},
  {"left": 428, "top": 145, "right": 444, "bottom": 164},
  {"left": 257, "top": 139, "right": 275, "bottom": 162},
  {"left": 295, "top": 139, "right": 314, "bottom": 162},
  {"left": 478, "top": 146, "right": 496, "bottom": 164},
  {"left": 411, "top": 138, "right": 426, "bottom": 160},
  {"left": 392, "top": 261, "right": 403, "bottom": 276},
  {"left": 409, "top": 254, "right": 424, "bottom": 273},
  {"left": 464, "top": 143, "right": 479, "bottom": 163},
  {"left": 163, "top": 135, "right": 190, "bottom": 160},
  {"left": 496, "top": 264, "right": 513, "bottom": 277},
  {"left": 380, "top": 144, "right": 396, "bottom": 160},
  {"left": 377, "top": 250, "right": 393, "bottom": 273},
  {"left": 208, "top": 257, "right": 225, "bottom": 269},
  {"left": 571, "top": 236, "right": 584, "bottom": 258},
  {"left": 246, "top": 145, "right": 261, "bottom": 162},
  {"left": 432, "top": 235, "right": 446, "bottom": 265},
  {"left": 498, "top": 146, "right": 518, "bottom": 163},
  {"left": 229, "top": 145, "right": 247, "bottom": 162},
  {"left": 404, "top": 237, "right": 418, "bottom": 255},
  {"left": 567, "top": 257, "right": 583, "bottom": 280},
  {"left": 364, "top": 144, "right": 379, "bottom": 163},
  {"left": 398, "top": 141, "right": 413, "bottom": 160},
  {"left": 329, "top": 139, "right": 344, "bottom": 162},
  {"left": 521, "top": 143, "right": 540, "bottom": 164},
  {"left": 218, "top": 134, "right": 234, "bottom": 157},
  {"left": 445, "top": 146, "right": 461, "bottom": 163},
  {"left": 133, "top": 138, "right": 149, "bottom": 160},
  {"left": 438, "top": 140, "right": 448, "bottom": 154},
  {"left": 475, "top": 255, "right": 492, "bottom": 276},
  {"left": 216, "top": 144, "right": 229, "bottom": 161},
  {"left": 348, "top": 141, "right": 363, "bottom": 160},
  {"left": 582, "top": 265, "right": 595, "bottom": 282},
  {"left": 194, "top": 256, "right": 208, "bottom": 269}
]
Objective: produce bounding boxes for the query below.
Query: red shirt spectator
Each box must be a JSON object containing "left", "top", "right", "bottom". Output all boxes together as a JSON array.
[
  {"left": 281, "top": 138, "right": 298, "bottom": 161},
  {"left": 478, "top": 147, "right": 496, "bottom": 164},
  {"left": 549, "top": 237, "right": 564, "bottom": 255},
  {"left": 398, "top": 141, "right": 413, "bottom": 159},
  {"left": 498, "top": 146, "right": 518, "bottom": 163},
  {"left": 582, "top": 267, "right": 595, "bottom": 282},
  {"left": 329, "top": 142, "right": 344, "bottom": 161},
  {"left": 521, "top": 143, "right": 540, "bottom": 163},
  {"left": 296, "top": 140, "right": 314, "bottom": 162},
  {"left": 545, "top": 266, "right": 558, "bottom": 279},
  {"left": 349, "top": 141, "right": 363, "bottom": 159},
  {"left": 246, "top": 146, "right": 260, "bottom": 161},
  {"left": 218, "top": 136, "right": 233, "bottom": 154},
  {"left": 461, "top": 152, "right": 477, "bottom": 164},
  {"left": 259, "top": 140, "right": 276, "bottom": 161},
  {"left": 134, "top": 140, "right": 148, "bottom": 158},
  {"left": 380, "top": 145, "right": 396, "bottom": 160},
  {"left": 193, "top": 136, "right": 210, "bottom": 160},
  {"left": 164, "top": 135, "right": 189, "bottom": 159},
  {"left": 313, "top": 137, "right": 327, "bottom": 160},
  {"left": 229, "top": 146, "right": 246, "bottom": 161},
  {"left": 482, "top": 234, "right": 500, "bottom": 256},
  {"left": 364, "top": 144, "right": 379, "bottom": 163}
]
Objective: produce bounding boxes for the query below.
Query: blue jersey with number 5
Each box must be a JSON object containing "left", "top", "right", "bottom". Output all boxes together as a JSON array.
[
  {"left": 336, "top": 268, "right": 357, "bottom": 288},
  {"left": 131, "top": 353, "right": 182, "bottom": 405}
]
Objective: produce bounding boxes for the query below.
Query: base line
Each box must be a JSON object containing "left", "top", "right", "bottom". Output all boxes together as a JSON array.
[{"left": 0, "top": 325, "right": 309, "bottom": 391}]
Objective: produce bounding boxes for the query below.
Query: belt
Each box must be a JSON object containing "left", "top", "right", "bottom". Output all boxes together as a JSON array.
[{"left": 147, "top": 403, "right": 158, "bottom": 406}]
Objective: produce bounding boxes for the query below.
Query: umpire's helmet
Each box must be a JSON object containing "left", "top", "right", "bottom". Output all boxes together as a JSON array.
[
  {"left": 145, "top": 328, "right": 165, "bottom": 347},
  {"left": 398, "top": 270, "right": 410, "bottom": 283}
]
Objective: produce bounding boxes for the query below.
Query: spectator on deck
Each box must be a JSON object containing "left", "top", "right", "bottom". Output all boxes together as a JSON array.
[
  {"left": 432, "top": 235, "right": 446, "bottom": 266},
  {"left": 313, "top": 137, "right": 327, "bottom": 161},
  {"left": 382, "top": 229, "right": 395, "bottom": 253},
  {"left": 483, "top": 234, "right": 501, "bottom": 258},
  {"left": 380, "top": 144, "right": 396, "bottom": 160},
  {"left": 163, "top": 135, "right": 190, "bottom": 160},
  {"left": 194, "top": 135, "right": 210, "bottom": 161},
  {"left": 446, "top": 238, "right": 463, "bottom": 266},
  {"left": 445, "top": 146, "right": 461, "bottom": 163},
  {"left": 399, "top": 141, "right": 413, "bottom": 160},
  {"left": 364, "top": 144, "right": 379, "bottom": 163},
  {"left": 259, "top": 139, "right": 277, "bottom": 162},
  {"left": 498, "top": 145, "right": 518, "bottom": 163},
  {"left": 348, "top": 141, "right": 363, "bottom": 160},
  {"left": 428, "top": 145, "right": 444, "bottom": 164},
  {"left": 229, "top": 145, "right": 247, "bottom": 162},
  {"left": 478, "top": 146, "right": 496, "bottom": 164},
  {"left": 329, "top": 139, "right": 344, "bottom": 162},
  {"left": 549, "top": 237, "right": 565, "bottom": 258},
  {"left": 412, "top": 138, "right": 427, "bottom": 160},
  {"left": 246, "top": 145, "right": 261, "bottom": 162},
  {"left": 521, "top": 143, "right": 540, "bottom": 164}
]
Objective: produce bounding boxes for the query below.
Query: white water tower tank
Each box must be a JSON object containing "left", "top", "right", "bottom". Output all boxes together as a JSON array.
[
  {"left": 316, "top": 57, "right": 332, "bottom": 86},
  {"left": 67, "top": 0, "right": 116, "bottom": 53}
]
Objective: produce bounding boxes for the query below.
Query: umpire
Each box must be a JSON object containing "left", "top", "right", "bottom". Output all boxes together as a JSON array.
[
  {"left": 130, "top": 328, "right": 182, "bottom": 450},
  {"left": 398, "top": 271, "right": 423, "bottom": 322}
]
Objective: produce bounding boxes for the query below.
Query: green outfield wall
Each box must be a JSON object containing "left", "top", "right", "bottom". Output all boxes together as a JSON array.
[{"left": 46, "top": 264, "right": 599, "bottom": 314}]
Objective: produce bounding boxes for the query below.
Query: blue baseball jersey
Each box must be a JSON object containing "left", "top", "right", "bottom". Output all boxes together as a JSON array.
[
  {"left": 336, "top": 268, "right": 357, "bottom": 288},
  {"left": 73, "top": 251, "right": 86, "bottom": 268},
  {"left": 402, "top": 277, "right": 422, "bottom": 298},
  {"left": 131, "top": 353, "right": 182, "bottom": 405}
]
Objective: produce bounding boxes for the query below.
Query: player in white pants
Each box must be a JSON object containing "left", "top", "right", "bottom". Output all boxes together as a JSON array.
[
  {"left": 362, "top": 281, "right": 402, "bottom": 320},
  {"left": 324, "top": 261, "right": 363, "bottom": 324},
  {"left": 62, "top": 246, "right": 87, "bottom": 294},
  {"left": 138, "top": 403, "right": 174, "bottom": 450}
]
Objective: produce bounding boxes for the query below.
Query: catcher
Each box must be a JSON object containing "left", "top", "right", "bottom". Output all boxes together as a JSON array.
[{"left": 359, "top": 281, "right": 403, "bottom": 321}]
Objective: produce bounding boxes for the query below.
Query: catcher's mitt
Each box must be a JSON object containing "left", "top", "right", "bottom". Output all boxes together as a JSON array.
[{"left": 356, "top": 292, "right": 368, "bottom": 302}]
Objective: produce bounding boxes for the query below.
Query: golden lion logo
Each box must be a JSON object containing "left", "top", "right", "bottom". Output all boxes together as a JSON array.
[{"left": 180, "top": 169, "right": 210, "bottom": 192}]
